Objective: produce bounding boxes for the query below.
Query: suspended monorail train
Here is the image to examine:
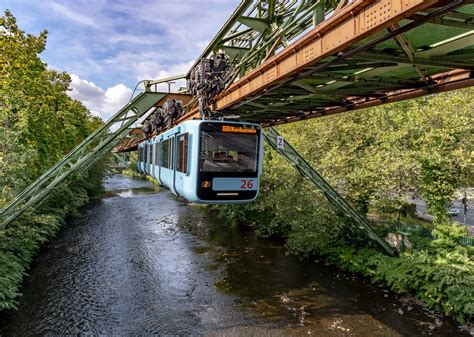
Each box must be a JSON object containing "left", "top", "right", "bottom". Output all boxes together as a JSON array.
[{"left": 137, "top": 120, "right": 263, "bottom": 203}]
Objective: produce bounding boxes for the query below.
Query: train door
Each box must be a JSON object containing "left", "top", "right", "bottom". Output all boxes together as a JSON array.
[
  {"left": 143, "top": 144, "right": 148, "bottom": 174},
  {"left": 175, "top": 133, "right": 188, "bottom": 196},
  {"left": 151, "top": 143, "right": 155, "bottom": 178},
  {"left": 156, "top": 141, "right": 163, "bottom": 185},
  {"left": 170, "top": 135, "right": 177, "bottom": 195},
  {"left": 146, "top": 143, "right": 150, "bottom": 174}
]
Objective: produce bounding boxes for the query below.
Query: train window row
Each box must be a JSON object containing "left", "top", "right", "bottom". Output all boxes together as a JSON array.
[{"left": 138, "top": 133, "right": 189, "bottom": 174}]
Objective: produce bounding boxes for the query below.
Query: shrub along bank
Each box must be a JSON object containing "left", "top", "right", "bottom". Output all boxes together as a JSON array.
[
  {"left": 214, "top": 89, "right": 473, "bottom": 322},
  {"left": 0, "top": 11, "right": 106, "bottom": 309}
]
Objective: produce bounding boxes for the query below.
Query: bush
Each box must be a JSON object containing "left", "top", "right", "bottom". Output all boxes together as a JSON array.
[{"left": 0, "top": 164, "right": 105, "bottom": 310}]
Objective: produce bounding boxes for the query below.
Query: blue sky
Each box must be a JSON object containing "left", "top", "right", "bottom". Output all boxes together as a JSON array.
[{"left": 2, "top": 0, "right": 239, "bottom": 118}]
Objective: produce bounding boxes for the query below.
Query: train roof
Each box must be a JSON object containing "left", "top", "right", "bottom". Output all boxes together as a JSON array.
[{"left": 138, "top": 119, "right": 262, "bottom": 146}]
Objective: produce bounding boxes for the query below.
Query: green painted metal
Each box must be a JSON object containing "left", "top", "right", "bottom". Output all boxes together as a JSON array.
[
  {"left": 238, "top": 16, "right": 270, "bottom": 34},
  {"left": 263, "top": 126, "right": 397, "bottom": 256},
  {"left": 0, "top": 92, "right": 167, "bottom": 228},
  {"left": 460, "top": 236, "right": 474, "bottom": 247},
  {"left": 187, "top": 0, "right": 341, "bottom": 81},
  {"left": 112, "top": 153, "right": 130, "bottom": 168},
  {"left": 144, "top": 74, "right": 186, "bottom": 92}
]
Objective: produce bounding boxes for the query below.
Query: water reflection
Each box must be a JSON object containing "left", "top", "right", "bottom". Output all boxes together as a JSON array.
[
  {"left": 177, "top": 209, "right": 468, "bottom": 337},
  {"left": 0, "top": 175, "right": 468, "bottom": 337}
]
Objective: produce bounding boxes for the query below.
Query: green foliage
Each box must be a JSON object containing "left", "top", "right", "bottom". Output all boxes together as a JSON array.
[
  {"left": 371, "top": 247, "right": 474, "bottom": 321},
  {"left": 215, "top": 88, "right": 474, "bottom": 321},
  {"left": 0, "top": 10, "right": 105, "bottom": 310}
]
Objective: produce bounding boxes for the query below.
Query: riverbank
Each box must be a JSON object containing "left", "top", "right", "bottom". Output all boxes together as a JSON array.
[
  {"left": 214, "top": 193, "right": 474, "bottom": 324},
  {"left": 0, "top": 166, "right": 105, "bottom": 311},
  {"left": 1, "top": 174, "right": 470, "bottom": 336}
]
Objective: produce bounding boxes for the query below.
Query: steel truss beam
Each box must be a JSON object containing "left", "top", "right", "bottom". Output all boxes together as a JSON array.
[
  {"left": 353, "top": 52, "right": 474, "bottom": 70},
  {"left": 264, "top": 126, "right": 396, "bottom": 256},
  {"left": 264, "top": 70, "right": 474, "bottom": 126},
  {"left": 217, "top": 0, "right": 466, "bottom": 112},
  {"left": 0, "top": 92, "right": 166, "bottom": 227},
  {"left": 409, "top": 13, "right": 474, "bottom": 30},
  {"left": 111, "top": 153, "right": 130, "bottom": 168}
]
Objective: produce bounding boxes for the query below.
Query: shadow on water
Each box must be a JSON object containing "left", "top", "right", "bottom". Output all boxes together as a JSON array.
[{"left": 0, "top": 175, "right": 469, "bottom": 336}]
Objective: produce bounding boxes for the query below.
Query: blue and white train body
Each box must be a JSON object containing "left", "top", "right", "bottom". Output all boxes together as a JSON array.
[{"left": 137, "top": 120, "right": 263, "bottom": 203}]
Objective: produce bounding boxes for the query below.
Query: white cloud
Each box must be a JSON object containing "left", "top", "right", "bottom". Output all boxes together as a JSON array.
[
  {"left": 108, "top": 34, "right": 162, "bottom": 45},
  {"left": 9, "top": 0, "right": 239, "bottom": 90},
  {"left": 48, "top": 2, "right": 100, "bottom": 28},
  {"left": 68, "top": 74, "right": 132, "bottom": 120}
]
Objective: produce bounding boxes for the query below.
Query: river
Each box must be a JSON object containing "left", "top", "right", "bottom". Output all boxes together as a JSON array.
[{"left": 0, "top": 174, "right": 469, "bottom": 336}]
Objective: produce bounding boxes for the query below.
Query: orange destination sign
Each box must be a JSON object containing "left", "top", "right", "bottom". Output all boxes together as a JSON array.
[{"left": 222, "top": 125, "right": 257, "bottom": 134}]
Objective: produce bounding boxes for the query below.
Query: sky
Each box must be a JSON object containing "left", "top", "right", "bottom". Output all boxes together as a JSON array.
[{"left": 2, "top": 0, "right": 240, "bottom": 119}]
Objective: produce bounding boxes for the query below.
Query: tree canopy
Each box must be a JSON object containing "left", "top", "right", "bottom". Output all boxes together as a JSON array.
[{"left": 0, "top": 10, "right": 102, "bottom": 207}]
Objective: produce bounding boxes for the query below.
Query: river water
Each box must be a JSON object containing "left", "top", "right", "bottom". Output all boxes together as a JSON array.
[{"left": 0, "top": 175, "right": 469, "bottom": 336}]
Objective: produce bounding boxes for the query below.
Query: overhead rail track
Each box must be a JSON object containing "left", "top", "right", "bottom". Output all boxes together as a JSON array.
[
  {"left": 2, "top": 1, "right": 474, "bottom": 253},
  {"left": 176, "top": 0, "right": 474, "bottom": 125}
]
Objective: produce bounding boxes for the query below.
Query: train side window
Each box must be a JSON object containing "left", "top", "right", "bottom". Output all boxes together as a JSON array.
[
  {"left": 177, "top": 133, "right": 188, "bottom": 174},
  {"left": 146, "top": 145, "right": 149, "bottom": 164},
  {"left": 147, "top": 145, "right": 150, "bottom": 164},
  {"left": 144, "top": 145, "right": 147, "bottom": 164},
  {"left": 156, "top": 142, "right": 161, "bottom": 166},
  {"left": 162, "top": 139, "right": 169, "bottom": 168},
  {"left": 169, "top": 136, "right": 174, "bottom": 170},
  {"left": 151, "top": 144, "right": 155, "bottom": 165},
  {"left": 149, "top": 145, "right": 152, "bottom": 165}
]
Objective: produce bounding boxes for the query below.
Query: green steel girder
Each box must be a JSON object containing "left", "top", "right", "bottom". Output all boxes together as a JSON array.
[
  {"left": 355, "top": 51, "right": 474, "bottom": 70},
  {"left": 238, "top": 16, "right": 270, "bottom": 34},
  {"left": 263, "top": 126, "right": 396, "bottom": 256},
  {"left": 0, "top": 92, "right": 167, "bottom": 228},
  {"left": 112, "top": 153, "right": 130, "bottom": 168},
  {"left": 410, "top": 13, "right": 474, "bottom": 30},
  {"left": 186, "top": 0, "right": 341, "bottom": 81},
  {"left": 219, "top": 45, "right": 252, "bottom": 59}
]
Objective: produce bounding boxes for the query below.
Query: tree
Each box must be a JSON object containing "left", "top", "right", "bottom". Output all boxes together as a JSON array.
[{"left": 0, "top": 10, "right": 100, "bottom": 205}]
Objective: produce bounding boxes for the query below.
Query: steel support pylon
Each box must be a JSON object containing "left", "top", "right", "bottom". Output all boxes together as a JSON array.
[
  {"left": 263, "top": 127, "right": 396, "bottom": 256},
  {"left": 0, "top": 92, "right": 167, "bottom": 228}
]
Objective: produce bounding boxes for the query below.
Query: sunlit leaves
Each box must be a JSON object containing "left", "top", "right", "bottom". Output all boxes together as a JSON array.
[{"left": 0, "top": 10, "right": 105, "bottom": 310}]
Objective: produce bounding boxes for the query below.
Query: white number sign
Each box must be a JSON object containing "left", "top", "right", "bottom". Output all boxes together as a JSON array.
[{"left": 277, "top": 136, "right": 284, "bottom": 149}]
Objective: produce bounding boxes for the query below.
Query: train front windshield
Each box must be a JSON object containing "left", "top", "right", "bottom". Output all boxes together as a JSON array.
[{"left": 199, "top": 129, "right": 259, "bottom": 173}]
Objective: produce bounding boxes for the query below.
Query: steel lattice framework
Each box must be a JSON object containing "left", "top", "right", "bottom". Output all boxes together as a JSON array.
[
  {"left": 179, "top": 0, "right": 474, "bottom": 124},
  {"left": 264, "top": 126, "right": 396, "bottom": 255},
  {"left": 0, "top": 92, "right": 167, "bottom": 227},
  {"left": 2, "top": 0, "right": 474, "bottom": 253}
]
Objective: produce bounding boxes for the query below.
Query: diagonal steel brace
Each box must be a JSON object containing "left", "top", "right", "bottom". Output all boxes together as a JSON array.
[{"left": 263, "top": 126, "right": 396, "bottom": 256}]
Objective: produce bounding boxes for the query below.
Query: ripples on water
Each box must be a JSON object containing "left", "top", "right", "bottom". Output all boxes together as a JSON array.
[{"left": 0, "top": 175, "right": 469, "bottom": 336}]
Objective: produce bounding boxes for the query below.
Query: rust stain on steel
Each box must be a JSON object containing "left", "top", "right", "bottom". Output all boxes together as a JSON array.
[
  {"left": 213, "top": 0, "right": 438, "bottom": 111},
  {"left": 114, "top": 70, "right": 472, "bottom": 152}
]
